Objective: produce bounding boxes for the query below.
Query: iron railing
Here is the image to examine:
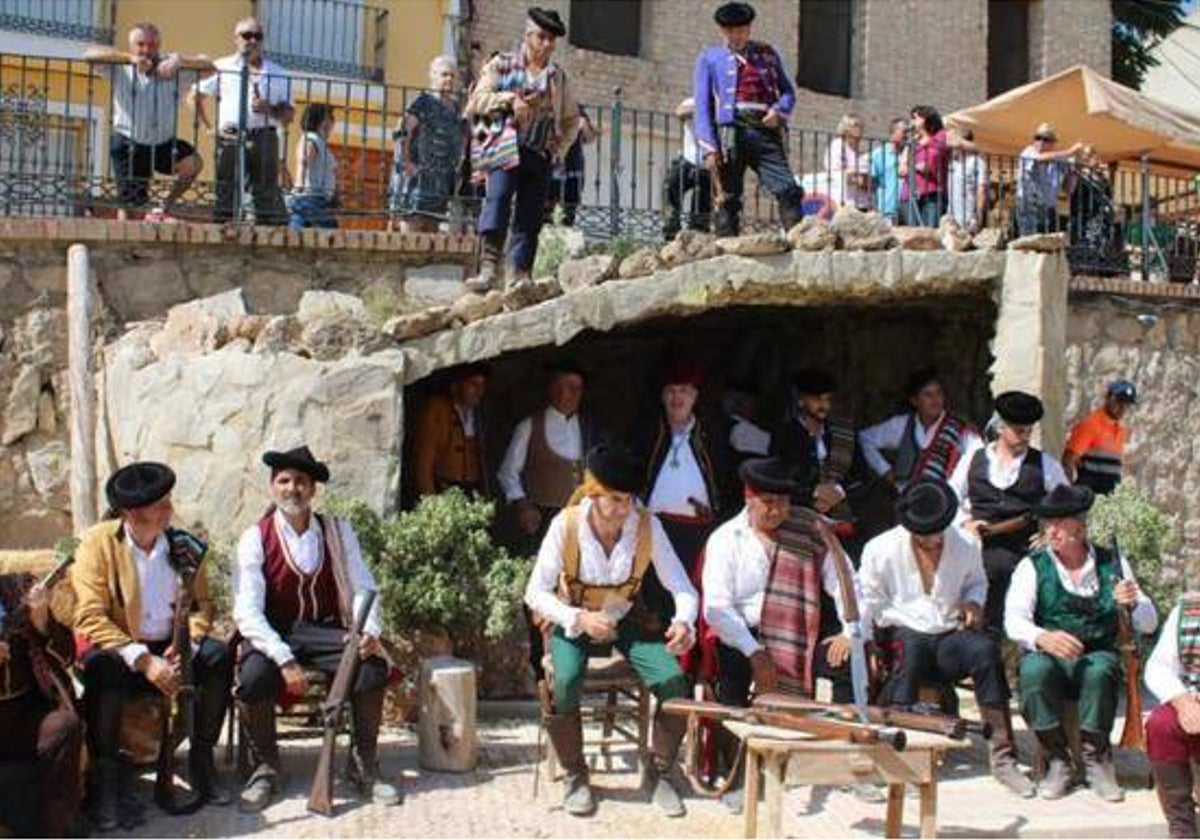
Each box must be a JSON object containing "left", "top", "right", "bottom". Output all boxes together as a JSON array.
[
  {"left": 253, "top": 0, "right": 388, "bottom": 82},
  {"left": 0, "top": 0, "right": 115, "bottom": 44},
  {"left": 0, "top": 52, "right": 1197, "bottom": 282}
]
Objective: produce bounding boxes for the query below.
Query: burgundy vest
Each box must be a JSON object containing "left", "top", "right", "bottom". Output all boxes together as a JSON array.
[{"left": 257, "top": 511, "right": 342, "bottom": 634}]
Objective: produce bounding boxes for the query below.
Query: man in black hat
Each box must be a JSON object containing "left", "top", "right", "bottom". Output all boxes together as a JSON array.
[
  {"left": 525, "top": 444, "right": 697, "bottom": 817},
  {"left": 948, "top": 390, "right": 1069, "bottom": 634},
  {"left": 1004, "top": 484, "right": 1157, "bottom": 801},
  {"left": 232, "top": 445, "right": 398, "bottom": 812},
  {"left": 860, "top": 479, "right": 1032, "bottom": 796},
  {"left": 1063, "top": 379, "right": 1137, "bottom": 495},
  {"left": 465, "top": 6, "right": 580, "bottom": 292},
  {"left": 73, "top": 462, "right": 232, "bottom": 830},
  {"left": 694, "top": 1, "right": 804, "bottom": 236}
]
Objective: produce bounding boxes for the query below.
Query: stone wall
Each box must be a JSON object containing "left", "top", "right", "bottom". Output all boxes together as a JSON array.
[{"left": 1066, "top": 283, "right": 1200, "bottom": 579}]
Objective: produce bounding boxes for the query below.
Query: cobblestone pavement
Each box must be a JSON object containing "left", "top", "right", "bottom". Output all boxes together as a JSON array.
[{"left": 122, "top": 716, "right": 1166, "bottom": 839}]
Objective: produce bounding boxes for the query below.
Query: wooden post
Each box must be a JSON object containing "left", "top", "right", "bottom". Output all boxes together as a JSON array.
[
  {"left": 417, "top": 655, "right": 478, "bottom": 772},
  {"left": 67, "top": 243, "right": 97, "bottom": 532}
]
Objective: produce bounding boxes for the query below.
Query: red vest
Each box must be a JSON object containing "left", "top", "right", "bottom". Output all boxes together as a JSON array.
[{"left": 258, "top": 511, "right": 342, "bottom": 634}]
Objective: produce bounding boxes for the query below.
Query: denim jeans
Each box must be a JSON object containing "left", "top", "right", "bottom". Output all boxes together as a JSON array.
[
  {"left": 478, "top": 146, "right": 551, "bottom": 272},
  {"left": 286, "top": 193, "right": 338, "bottom": 231}
]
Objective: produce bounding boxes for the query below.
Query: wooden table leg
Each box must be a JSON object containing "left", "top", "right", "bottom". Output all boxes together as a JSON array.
[
  {"left": 744, "top": 745, "right": 762, "bottom": 839},
  {"left": 763, "top": 754, "right": 785, "bottom": 839},
  {"left": 919, "top": 782, "right": 937, "bottom": 838},
  {"left": 885, "top": 783, "right": 905, "bottom": 839}
]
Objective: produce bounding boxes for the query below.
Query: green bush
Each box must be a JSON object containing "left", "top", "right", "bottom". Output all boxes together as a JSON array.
[
  {"left": 1089, "top": 481, "right": 1181, "bottom": 616},
  {"left": 325, "top": 490, "right": 533, "bottom": 651},
  {"left": 532, "top": 226, "right": 570, "bottom": 279}
]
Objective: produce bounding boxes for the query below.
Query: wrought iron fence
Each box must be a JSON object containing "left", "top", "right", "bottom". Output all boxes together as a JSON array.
[
  {"left": 0, "top": 51, "right": 1196, "bottom": 282},
  {"left": 0, "top": 0, "right": 115, "bottom": 44}
]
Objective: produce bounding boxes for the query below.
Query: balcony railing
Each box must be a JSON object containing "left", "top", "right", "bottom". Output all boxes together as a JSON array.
[
  {"left": 253, "top": 0, "right": 388, "bottom": 82},
  {"left": 0, "top": 0, "right": 114, "bottom": 43},
  {"left": 0, "top": 52, "right": 1197, "bottom": 284}
]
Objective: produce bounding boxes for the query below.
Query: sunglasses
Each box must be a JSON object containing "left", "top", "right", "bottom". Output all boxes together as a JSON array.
[
  {"left": 1034, "top": 135, "right": 1054, "bottom": 142},
  {"left": 238, "top": 31, "right": 264, "bottom": 41}
]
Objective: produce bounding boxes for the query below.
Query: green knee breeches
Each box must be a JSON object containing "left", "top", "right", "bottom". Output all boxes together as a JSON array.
[
  {"left": 550, "top": 621, "right": 689, "bottom": 714},
  {"left": 1018, "top": 649, "right": 1121, "bottom": 734}
]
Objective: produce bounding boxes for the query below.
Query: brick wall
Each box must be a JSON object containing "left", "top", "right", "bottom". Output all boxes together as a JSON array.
[{"left": 470, "top": 0, "right": 1111, "bottom": 138}]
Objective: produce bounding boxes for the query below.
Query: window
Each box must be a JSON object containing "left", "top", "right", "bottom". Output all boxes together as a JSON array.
[
  {"left": 988, "top": 0, "right": 1030, "bottom": 97},
  {"left": 568, "top": 0, "right": 641, "bottom": 57},
  {"left": 797, "top": 0, "right": 854, "bottom": 98}
]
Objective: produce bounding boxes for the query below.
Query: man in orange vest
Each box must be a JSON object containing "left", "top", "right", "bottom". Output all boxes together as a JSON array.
[{"left": 1063, "top": 380, "right": 1136, "bottom": 495}]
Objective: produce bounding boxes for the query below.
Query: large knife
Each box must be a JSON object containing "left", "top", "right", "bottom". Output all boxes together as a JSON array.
[{"left": 817, "top": 519, "right": 870, "bottom": 725}]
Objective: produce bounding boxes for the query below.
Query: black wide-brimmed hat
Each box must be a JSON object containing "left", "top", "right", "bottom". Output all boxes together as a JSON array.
[
  {"left": 739, "top": 457, "right": 797, "bottom": 496},
  {"left": 714, "top": 2, "right": 755, "bottom": 26},
  {"left": 547, "top": 358, "right": 588, "bottom": 381},
  {"left": 793, "top": 368, "right": 837, "bottom": 396},
  {"left": 904, "top": 367, "right": 941, "bottom": 397},
  {"left": 994, "top": 390, "right": 1043, "bottom": 425},
  {"left": 262, "top": 445, "right": 331, "bottom": 483},
  {"left": 1035, "top": 484, "right": 1095, "bottom": 520},
  {"left": 528, "top": 6, "right": 566, "bottom": 36},
  {"left": 586, "top": 444, "right": 641, "bottom": 494},
  {"left": 895, "top": 478, "right": 958, "bottom": 535},
  {"left": 106, "top": 461, "right": 176, "bottom": 510}
]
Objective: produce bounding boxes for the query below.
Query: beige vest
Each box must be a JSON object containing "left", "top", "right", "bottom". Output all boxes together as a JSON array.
[{"left": 557, "top": 507, "right": 654, "bottom": 611}]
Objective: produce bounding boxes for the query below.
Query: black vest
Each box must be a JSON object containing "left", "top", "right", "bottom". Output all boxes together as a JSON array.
[{"left": 966, "top": 446, "right": 1045, "bottom": 521}]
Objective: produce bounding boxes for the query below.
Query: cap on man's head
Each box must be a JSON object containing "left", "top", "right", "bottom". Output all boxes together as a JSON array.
[
  {"left": 793, "top": 368, "right": 837, "bottom": 396},
  {"left": 714, "top": 2, "right": 755, "bottom": 26},
  {"left": 994, "top": 390, "right": 1043, "bottom": 425},
  {"left": 895, "top": 479, "right": 958, "bottom": 536},
  {"left": 1035, "top": 484, "right": 1095, "bottom": 520},
  {"left": 586, "top": 444, "right": 641, "bottom": 494},
  {"left": 106, "top": 462, "right": 176, "bottom": 511},
  {"left": 739, "top": 457, "right": 796, "bottom": 496},
  {"left": 1107, "top": 379, "right": 1137, "bottom": 404},
  {"left": 527, "top": 6, "right": 566, "bottom": 36},
  {"left": 262, "top": 445, "right": 331, "bottom": 483},
  {"left": 1033, "top": 122, "right": 1057, "bottom": 142},
  {"left": 661, "top": 359, "right": 705, "bottom": 389}
]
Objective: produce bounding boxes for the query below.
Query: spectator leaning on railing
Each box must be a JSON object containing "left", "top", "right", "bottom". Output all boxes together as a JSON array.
[
  {"left": 946, "top": 126, "right": 988, "bottom": 234},
  {"left": 191, "top": 17, "right": 294, "bottom": 226},
  {"left": 84, "top": 23, "right": 216, "bottom": 222},
  {"left": 286, "top": 103, "right": 339, "bottom": 231},
  {"left": 1016, "top": 122, "right": 1083, "bottom": 237},
  {"left": 661, "top": 97, "right": 712, "bottom": 240},
  {"left": 898, "top": 105, "right": 949, "bottom": 227},
  {"left": 869, "top": 117, "right": 906, "bottom": 223},
  {"left": 824, "top": 114, "right": 871, "bottom": 212}
]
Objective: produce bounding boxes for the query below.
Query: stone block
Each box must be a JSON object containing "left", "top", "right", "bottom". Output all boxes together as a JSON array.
[
  {"left": 384, "top": 307, "right": 452, "bottom": 342},
  {"left": 150, "top": 288, "right": 247, "bottom": 358},
  {"left": 2, "top": 365, "right": 41, "bottom": 445},
  {"left": 715, "top": 232, "right": 790, "bottom": 256},
  {"left": 617, "top": 246, "right": 662, "bottom": 279},
  {"left": 787, "top": 217, "right": 835, "bottom": 251},
  {"left": 297, "top": 290, "right": 369, "bottom": 327},
  {"left": 660, "top": 230, "right": 719, "bottom": 267},
  {"left": 25, "top": 441, "right": 68, "bottom": 501},
  {"left": 449, "top": 290, "right": 504, "bottom": 325},
  {"left": 893, "top": 226, "right": 943, "bottom": 250},
  {"left": 403, "top": 264, "right": 466, "bottom": 307},
  {"left": 502, "top": 277, "right": 562, "bottom": 311},
  {"left": 1009, "top": 231, "right": 1067, "bottom": 252},
  {"left": 557, "top": 254, "right": 616, "bottom": 292}
]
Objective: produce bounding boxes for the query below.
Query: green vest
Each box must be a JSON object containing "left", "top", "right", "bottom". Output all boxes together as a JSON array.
[{"left": 1031, "top": 547, "right": 1118, "bottom": 653}]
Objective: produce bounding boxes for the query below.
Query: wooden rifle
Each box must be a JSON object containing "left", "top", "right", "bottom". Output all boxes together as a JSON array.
[
  {"left": 661, "top": 697, "right": 907, "bottom": 750},
  {"left": 1111, "top": 535, "right": 1145, "bottom": 750},
  {"left": 308, "top": 589, "right": 377, "bottom": 817},
  {"left": 154, "top": 529, "right": 206, "bottom": 816},
  {"left": 754, "top": 692, "right": 991, "bottom": 741}
]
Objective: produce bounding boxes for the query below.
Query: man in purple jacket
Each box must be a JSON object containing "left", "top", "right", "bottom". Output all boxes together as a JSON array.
[{"left": 693, "top": 2, "right": 804, "bottom": 237}]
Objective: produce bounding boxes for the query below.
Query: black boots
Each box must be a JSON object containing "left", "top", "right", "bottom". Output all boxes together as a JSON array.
[
  {"left": 981, "top": 705, "right": 1035, "bottom": 797},
  {"left": 545, "top": 712, "right": 595, "bottom": 816},
  {"left": 237, "top": 700, "right": 280, "bottom": 813},
  {"left": 350, "top": 687, "right": 401, "bottom": 805},
  {"left": 1152, "top": 760, "right": 1200, "bottom": 838},
  {"left": 645, "top": 712, "right": 688, "bottom": 818}
]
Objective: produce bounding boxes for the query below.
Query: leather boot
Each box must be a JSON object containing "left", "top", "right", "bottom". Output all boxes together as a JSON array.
[
  {"left": 981, "top": 705, "right": 1035, "bottom": 798},
  {"left": 506, "top": 267, "right": 532, "bottom": 290},
  {"left": 1152, "top": 761, "right": 1200, "bottom": 838},
  {"left": 545, "top": 713, "right": 595, "bottom": 816},
  {"left": 115, "top": 755, "right": 144, "bottom": 829},
  {"left": 465, "top": 232, "right": 505, "bottom": 293},
  {"left": 1081, "top": 731, "right": 1124, "bottom": 802},
  {"left": 1036, "top": 727, "right": 1074, "bottom": 800},
  {"left": 89, "top": 757, "right": 120, "bottom": 833},
  {"left": 779, "top": 193, "right": 805, "bottom": 231},
  {"left": 189, "top": 744, "right": 232, "bottom": 806},
  {"left": 645, "top": 712, "right": 687, "bottom": 818},
  {"left": 349, "top": 687, "right": 401, "bottom": 805},
  {"left": 237, "top": 700, "right": 280, "bottom": 813}
]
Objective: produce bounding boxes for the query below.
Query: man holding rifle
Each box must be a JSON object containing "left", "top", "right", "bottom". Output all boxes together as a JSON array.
[
  {"left": 73, "top": 462, "right": 232, "bottom": 830},
  {"left": 232, "top": 445, "right": 398, "bottom": 812},
  {"left": 860, "top": 478, "right": 1033, "bottom": 796},
  {"left": 949, "top": 391, "right": 1069, "bottom": 634},
  {"left": 1004, "top": 484, "right": 1156, "bottom": 801}
]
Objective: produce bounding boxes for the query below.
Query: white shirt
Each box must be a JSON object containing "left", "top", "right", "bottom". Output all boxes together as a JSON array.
[
  {"left": 1003, "top": 547, "right": 1157, "bottom": 651},
  {"left": 682, "top": 120, "right": 699, "bottom": 166},
  {"left": 497, "top": 407, "right": 584, "bottom": 502},
  {"left": 823, "top": 136, "right": 871, "bottom": 209},
  {"left": 524, "top": 499, "right": 698, "bottom": 637},
  {"left": 647, "top": 419, "right": 710, "bottom": 516},
  {"left": 103, "top": 64, "right": 197, "bottom": 146},
  {"left": 858, "top": 412, "right": 981, "bottom": 484},
  {"left": 234, "top": 509, "right": 383, "bottom": 666},
  {"left": 860, "top": 524, "right": 987, "bottom": 635},
  {"left": 948, "top": 152, "right": 988, "bottom": 229},
  {"left": 1146, "top": 604, "right": 1192, "bottom": 704},
  {"left": 455, "top": 403, "right": 477, "bottom": 439},
  {"left": 948, "top": 439, "right": 1069, "bottom": 515},
  {"left": 118, "top": 532, "right": 179, "bottom": 669},
  {"left": 702, "top": 508, "right": 855, "bottom": 658},
  {"left": 196, "top": 54, "right": 291, "bottom": 132}
]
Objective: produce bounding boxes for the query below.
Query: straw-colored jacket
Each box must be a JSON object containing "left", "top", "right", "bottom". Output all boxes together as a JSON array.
[{"left": 71, "top": 519, "right": 214, "bottom": 651}]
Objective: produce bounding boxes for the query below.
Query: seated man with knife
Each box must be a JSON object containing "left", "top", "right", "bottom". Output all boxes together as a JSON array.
[
  {"left": 1004, "top": 484, "right": 1156, "bottom": 802},
  {"left": 948, "top": 390, "right": 1069, "bottom": 634},
  {"left": 702, "top": 456, "right": 863, "bottom": 807},
  {"left": 524, "top": 444, "right": 697, "bottom": 819},
  {"left": 860, "top": 478, "right": 1032, "bottom": 796},
  {"left": 232, "top": 445, "right": 398, "bottom": 812}
]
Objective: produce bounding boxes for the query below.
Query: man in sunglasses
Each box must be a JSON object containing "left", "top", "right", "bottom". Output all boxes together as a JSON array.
[
  {"left": 1016, "top": 122, "right": 1084, "bottom": 237},
  {"left": 192, "top": 18, "right": 294, "bottom": 225}
]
